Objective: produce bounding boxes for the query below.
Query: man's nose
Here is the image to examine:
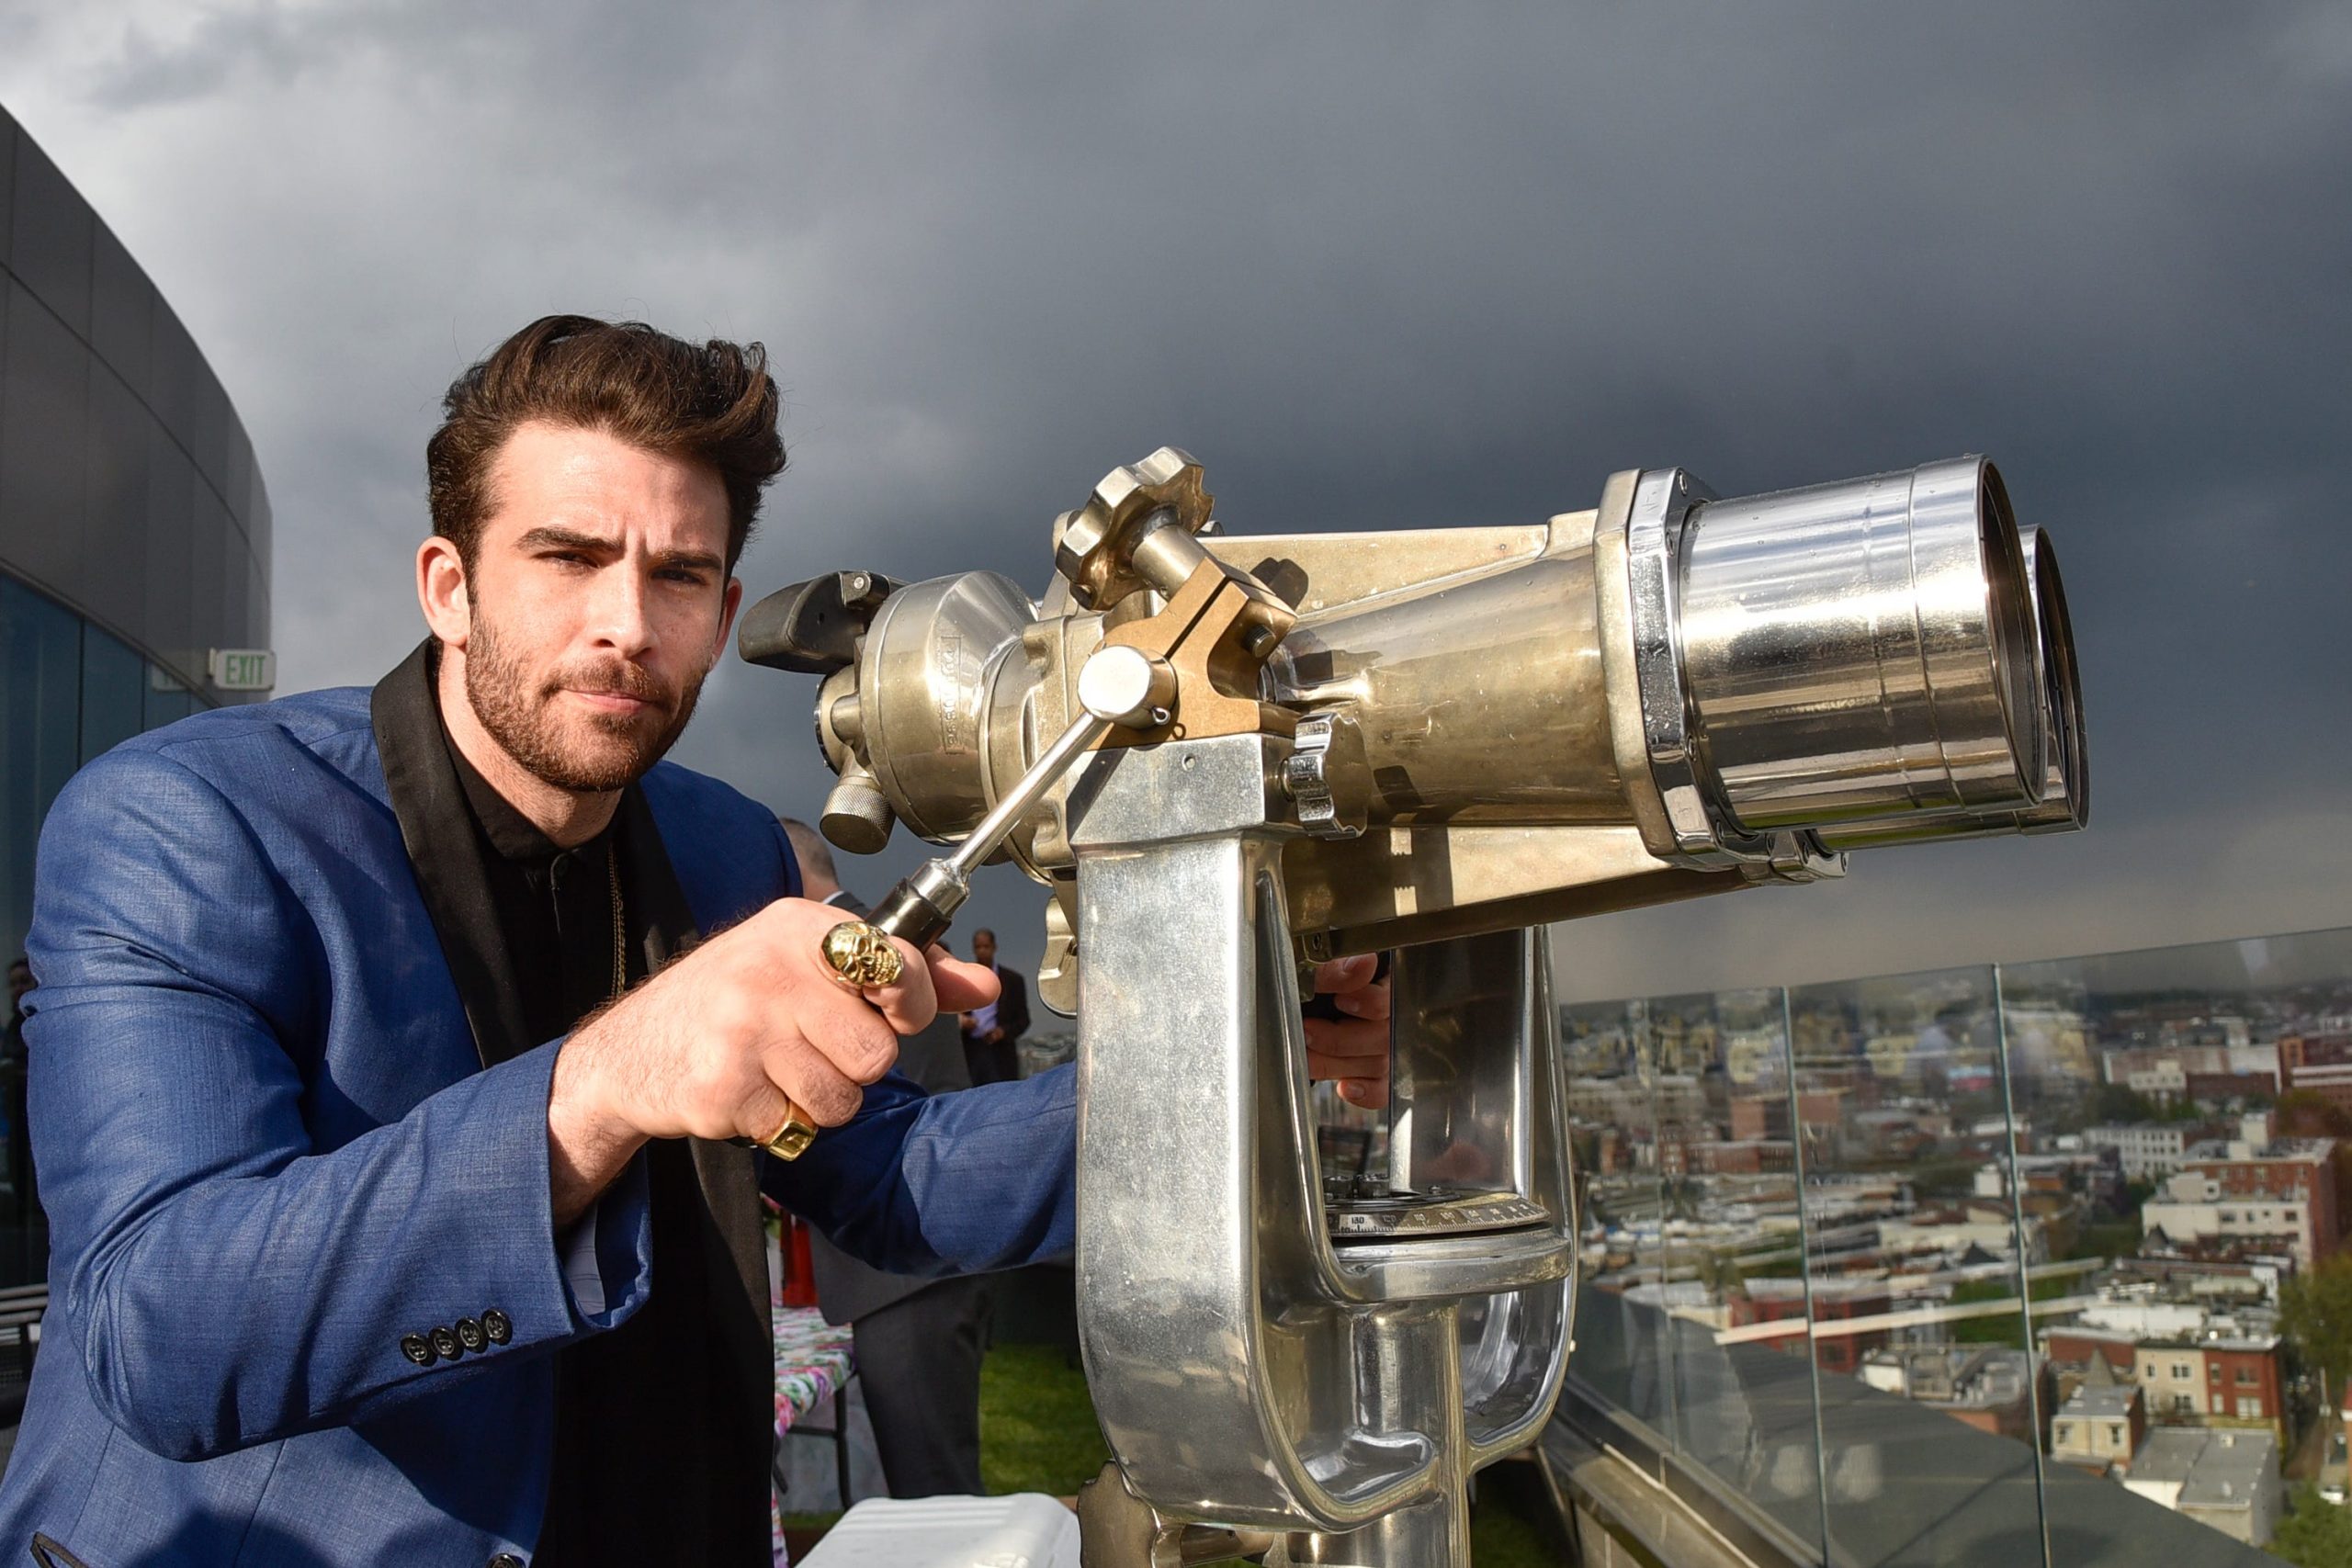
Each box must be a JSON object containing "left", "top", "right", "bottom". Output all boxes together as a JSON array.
[{"left": 586, "top": 565, "right": 657, "bottom": 656}]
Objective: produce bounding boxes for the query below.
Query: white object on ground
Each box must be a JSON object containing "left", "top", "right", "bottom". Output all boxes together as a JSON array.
[{"left": 797, "top": 1493, "right": 1080, "bottom": 1568}]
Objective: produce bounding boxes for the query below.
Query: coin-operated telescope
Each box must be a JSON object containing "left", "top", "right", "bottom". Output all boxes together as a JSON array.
[{"left": 741, "top": 448, "right": 2086, "bottom": 1568}]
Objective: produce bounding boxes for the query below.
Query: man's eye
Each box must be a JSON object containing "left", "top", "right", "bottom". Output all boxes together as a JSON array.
[{"left": 658, "top": 568, "right": 710, "bottom": 586}]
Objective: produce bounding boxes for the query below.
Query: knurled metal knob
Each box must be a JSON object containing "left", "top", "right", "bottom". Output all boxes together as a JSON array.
[{"left": 1052, "top": 447, "right": 1216, "bottom": 610}]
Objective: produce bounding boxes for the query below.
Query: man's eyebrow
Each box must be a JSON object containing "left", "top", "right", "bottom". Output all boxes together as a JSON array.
[
  {"left": 514, "top": 526, "right": 723, "bottom": 573},
  {"left": 515, "top": 525, "right": 621, "bottom": 554}
]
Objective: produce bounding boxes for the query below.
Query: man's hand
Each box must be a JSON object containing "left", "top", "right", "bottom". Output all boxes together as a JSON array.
[
  {"left": 546, "top": 897, "right": 999, "bottom": 1225},
  {"left": 1306, "top": 954, "right": 1391, "bottom": 1109}
]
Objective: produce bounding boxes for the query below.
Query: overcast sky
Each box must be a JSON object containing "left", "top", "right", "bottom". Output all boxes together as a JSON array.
[{"left": 2, "top": 1, "right": 2345, "bottom": 1002}]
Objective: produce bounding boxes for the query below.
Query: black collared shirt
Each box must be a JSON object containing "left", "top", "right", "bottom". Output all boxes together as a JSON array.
[
  {"left": 440, "top": 728, "right": 752, "bottom": 1567},
  {"left": 445, "top": 739, "right": 629, "bottom": 1048}
]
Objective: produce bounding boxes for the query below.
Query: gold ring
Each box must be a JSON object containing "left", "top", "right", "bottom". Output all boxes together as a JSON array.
[
  {"left": 820, "top": 919, "right": 905, "bottom": 989},
  {"left": 758, "top": 1101, "right": 819, "bottom": 1161}
]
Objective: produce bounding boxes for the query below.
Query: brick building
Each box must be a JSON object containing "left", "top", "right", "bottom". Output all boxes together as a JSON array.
[
  {"left": 2279, "top": 1032, "right": 2352, "bottom": 1118},
  {"left": 2045, "top": 1322, "right": 2289, "bottom": 1436},
  {"left": 2131, "top": 1337, "right": 2288, "bottom": 1431},
  {"left": 2141, "top": 1137, "right": 2344, "bottom": 1268}
]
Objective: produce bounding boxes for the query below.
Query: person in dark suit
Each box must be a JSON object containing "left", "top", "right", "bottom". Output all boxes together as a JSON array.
[
  {"left": 960, "top": 929, "right": 1030, "bottom": 1086},
  {"left": 782, "top": 822, "right": 996, "bottom": 1498}
]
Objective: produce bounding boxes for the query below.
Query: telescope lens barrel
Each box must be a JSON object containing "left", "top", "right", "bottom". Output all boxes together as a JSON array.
[
  {"left": 1809, "top": 526, "right": 2087, "bottom": 851},
  {"left": 1675, "top": 457, "right": 2046, "bottom": 833}
]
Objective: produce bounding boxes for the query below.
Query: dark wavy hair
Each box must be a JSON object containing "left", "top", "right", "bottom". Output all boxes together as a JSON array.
[{"left": 425, "top": 314, "right": 785, "bottom": 571}]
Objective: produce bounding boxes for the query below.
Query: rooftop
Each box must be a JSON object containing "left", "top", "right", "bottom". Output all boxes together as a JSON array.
[
  {"left": 2183, "top": 1136, "right": 2335, "bottom": 1164},
  {"left": 2132, "top": 1428, "right": 2277, "bottom": 1512},
  {"left": 2060, "top": 1385, "right": 2140, "bottom": 1419}
]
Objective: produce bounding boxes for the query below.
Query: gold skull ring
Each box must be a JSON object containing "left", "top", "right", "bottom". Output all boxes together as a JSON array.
[{"left": 820, "top": 919, "right": 905, "bottom": 989}]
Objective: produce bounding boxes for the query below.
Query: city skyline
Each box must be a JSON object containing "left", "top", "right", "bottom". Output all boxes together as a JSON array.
[{"left": 1, "top": 4, "right": 2344, "bottom": 993}]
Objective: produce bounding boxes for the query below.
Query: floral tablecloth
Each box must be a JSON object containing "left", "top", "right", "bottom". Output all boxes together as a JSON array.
[{"left": 770, "top": 1302, "right": 857, "bottom": 1566}]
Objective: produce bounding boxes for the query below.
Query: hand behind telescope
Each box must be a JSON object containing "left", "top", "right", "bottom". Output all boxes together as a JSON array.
[
  {"left": 1306, "top": 953, "right": 1391, "bottom": 1108},
  {"left": 544, "top": 897, "right": 998, "bottom": 1225}
]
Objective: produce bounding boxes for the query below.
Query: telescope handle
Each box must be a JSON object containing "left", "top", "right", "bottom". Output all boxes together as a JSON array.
[{"left": 868, "top": 877, "right": 958, "bottom": 954}]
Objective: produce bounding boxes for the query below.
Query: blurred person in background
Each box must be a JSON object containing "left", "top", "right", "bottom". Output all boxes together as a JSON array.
[{"left": 959, "top": 928, "right": 1029, "bottom": 1086}]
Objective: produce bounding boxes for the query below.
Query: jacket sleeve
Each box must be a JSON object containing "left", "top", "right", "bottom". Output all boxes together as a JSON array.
[
  {"left": 762, "top": 1065, "right": 1075, "bottom": 1275},
  {"left": 1001, "top": 969, "right": 1032, "bottom": 1041},
  {"left": 24, "top": 747, "right": 655, "bottom": 1462}
]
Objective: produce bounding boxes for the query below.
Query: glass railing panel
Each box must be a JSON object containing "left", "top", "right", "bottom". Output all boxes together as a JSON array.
[
  {"left": 1564, "top": 993, "right": 1676, "bottom": 1456},
  {"left": 1567, "top": 986, "right": 1827, "bottom": 1558},
  {"left": 1555, "top": 929, "right": 2352, "bottom": 1567},
  {"left": 1996, "top": 926, "right": 2352, "bottom": 1564},
  {"left": 1777, "top": 963, "right": 2054, "bottom": 1566}
]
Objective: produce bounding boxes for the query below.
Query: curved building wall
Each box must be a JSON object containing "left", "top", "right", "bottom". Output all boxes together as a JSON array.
[{"left": 0, "top": 105, "right": 272, "bottom": 1269}]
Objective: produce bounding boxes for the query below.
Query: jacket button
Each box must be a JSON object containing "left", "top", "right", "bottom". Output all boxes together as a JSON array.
[
  {"left": 429, "top": 1325, "right": 463, "bottom": 1360},
  {"left": 481, "top": 1308, "right": 513, "bottom": 1345},
  {"left": 455, "top": 1316, "right": 487, "bottom": 1353},
  {"left": 400, "top": 1334, "right": 435, "bottom": 1366},
  {"left": 489, "top": 1555, "right": 525, "bottom": 1568}
]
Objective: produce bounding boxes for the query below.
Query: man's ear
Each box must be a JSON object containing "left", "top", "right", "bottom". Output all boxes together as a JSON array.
[
  {"left": 714, "top": 576, "right": 745, "bottom": 660},
  {"left": 417, "top": 536, "right": 472, "bottom": 649}
]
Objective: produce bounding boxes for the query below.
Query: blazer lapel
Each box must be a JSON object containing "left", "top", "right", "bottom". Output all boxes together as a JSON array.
[{"left": 370, "top": 641, "right": 535, "bottom": 1068}]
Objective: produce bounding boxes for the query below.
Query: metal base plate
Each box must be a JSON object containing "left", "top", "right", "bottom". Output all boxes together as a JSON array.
[{"left": 1323, "top": 1178, "right": 1551, "bottom": 1241}]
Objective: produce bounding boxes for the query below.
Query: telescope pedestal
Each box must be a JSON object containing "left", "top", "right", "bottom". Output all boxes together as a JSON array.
[{"left": 1069, "top": 735, "right": 1577, "bottom": 1568}]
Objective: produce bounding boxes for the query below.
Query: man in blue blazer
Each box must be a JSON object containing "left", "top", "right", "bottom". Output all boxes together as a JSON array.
[{"left": 0, "top": 315, "right": 1390, "bottom": 1567}]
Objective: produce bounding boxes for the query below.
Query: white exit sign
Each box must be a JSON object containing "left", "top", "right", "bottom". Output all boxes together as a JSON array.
[{"left": 208, "top": 649, "right": 277, "bottom": 692}]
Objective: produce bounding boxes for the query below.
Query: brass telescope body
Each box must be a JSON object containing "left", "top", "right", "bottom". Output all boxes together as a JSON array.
[{"left": 752, "top": 447, "right": 2086, "bottom": 1010}]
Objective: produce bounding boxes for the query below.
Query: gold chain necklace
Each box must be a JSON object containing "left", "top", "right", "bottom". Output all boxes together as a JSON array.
[{"left": 606, "top": 838, "right": 626, "bottom": 999}]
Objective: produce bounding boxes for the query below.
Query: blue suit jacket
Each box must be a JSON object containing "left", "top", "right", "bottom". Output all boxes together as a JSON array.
[{"left": 0, "top": 684, "right": 1076, "bottom": 1566}]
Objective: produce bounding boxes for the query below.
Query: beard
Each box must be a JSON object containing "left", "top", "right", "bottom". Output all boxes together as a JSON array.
[{"left": 462, "top": 612, "right": 707, "bottom": 793}]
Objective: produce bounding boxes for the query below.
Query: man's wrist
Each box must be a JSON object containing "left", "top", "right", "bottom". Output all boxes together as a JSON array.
[{"left": 548, "top": 1028, "right": 648, "bottom": 1228}]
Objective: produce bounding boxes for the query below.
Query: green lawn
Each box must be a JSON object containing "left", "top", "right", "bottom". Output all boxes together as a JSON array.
[
  {"left": 789, "top": 1344, "right": 1561, "bottom": 1564},
  {"left": 978, "top": 1344, "right": 1112, "bottom": 1495}
]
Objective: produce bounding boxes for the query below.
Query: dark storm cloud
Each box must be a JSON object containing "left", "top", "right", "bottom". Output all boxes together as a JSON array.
[{"left": 4, "top": 1, "right": 2345, "bottom": 992}]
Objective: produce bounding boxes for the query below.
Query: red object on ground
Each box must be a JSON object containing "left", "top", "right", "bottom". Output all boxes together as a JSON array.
[{"left": 780, "top": 1214, "right": 820, "bottom": 1308}]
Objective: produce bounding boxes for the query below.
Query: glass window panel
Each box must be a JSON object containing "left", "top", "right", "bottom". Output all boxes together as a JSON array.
[
  {"left": 1, "top": 277, "right": 92, "bottom": 594},
  {"left": 141, "top": 423, "right": 195, "bottom": 668},
  {"left": 246, "top": 557, "right": 268, "bottom": 655},
  {"left": 220, "top": 503, "right": 249, "bottom": 657},
  {"left": 80, "top": 363, "right": 152, "bottom": 635},
  {"left": 0, "top": 576, "right": 82, "bottom": 969},
  {"left": 79, "top": 621, "right": 143, "bottom": 765},
  {"left": 87, "top": 220, "right": 153, "bottom": 394},
  {"left": 187, "top": 484, "right": 229, "bottom": 670},
  {"left": 142, "top": 662, "right": 192, "bottom": 731},
  {"left": 0, "top": 114, "right": 17, "bottom": 273},
  {"left": 249, "top": 482, "right": 272, "bottom": 575},
  {"left": 146, "top": 300, "right": 198, "bottom": 448},
  {"left": 225, "top": 422, "right": 254, "bottom": 527},
  {"left": 190, "top": 367, "right": 232, "bottom": 498},
  {"left": 7, "top": 130, "right": 92, "bottom": 335}
]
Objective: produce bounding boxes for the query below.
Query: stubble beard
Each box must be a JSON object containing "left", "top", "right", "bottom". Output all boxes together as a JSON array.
[{"left": 462, "top": 608, "right": 707, "bottom": 793}]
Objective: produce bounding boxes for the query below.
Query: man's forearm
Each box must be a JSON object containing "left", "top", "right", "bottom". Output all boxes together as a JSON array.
[{"left": 764, "top": 1066, "right": 1078, "bottom": 1276}]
